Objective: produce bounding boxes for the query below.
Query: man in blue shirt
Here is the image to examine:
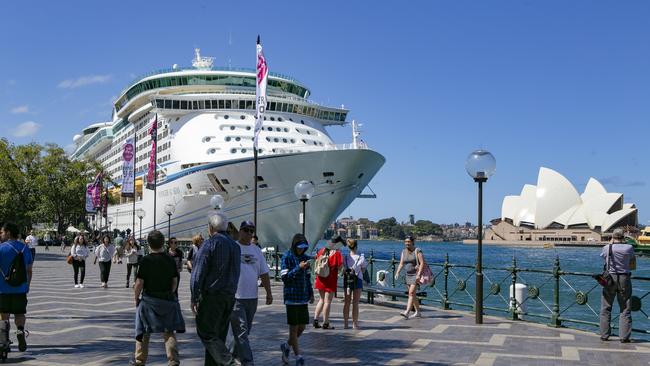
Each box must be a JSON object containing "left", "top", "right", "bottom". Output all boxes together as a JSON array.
[
  {"left": 190, "top": 212, "right": 240, "bottom": 366},
  {"left": 0, "top": 222, "right": 33, "bottom": 352}
]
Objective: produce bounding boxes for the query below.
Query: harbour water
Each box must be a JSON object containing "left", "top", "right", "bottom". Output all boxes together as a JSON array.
[{"left": 311, "top": 240, "right": 650, "bottom": 339}]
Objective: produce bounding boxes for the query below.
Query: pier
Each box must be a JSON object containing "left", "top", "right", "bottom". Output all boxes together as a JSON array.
[{"left": 17, "top": 248, "right": 650, "bottom": 365}]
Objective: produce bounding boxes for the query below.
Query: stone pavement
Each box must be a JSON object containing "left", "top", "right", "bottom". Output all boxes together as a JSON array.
[{"left": 8, "top": 248, "right": 650, "bottom": 365}]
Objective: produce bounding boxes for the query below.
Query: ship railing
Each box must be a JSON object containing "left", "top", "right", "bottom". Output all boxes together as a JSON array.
[
  {"left": 265, "top": 251, "right": 650, "bottom": 338},
  {"left": 151, "top": 90, "right": 343, "bottom": 109},
  {"left": 272, "top": 143, "right": 369, "bottom": 155}
]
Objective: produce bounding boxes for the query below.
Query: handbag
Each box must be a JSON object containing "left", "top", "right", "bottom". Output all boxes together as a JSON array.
[
  {"left": 593, "top": 244, "right": 613, "bottom": 287},
  {"left": 415, "top": 249, "right": 433, "bottom": 286},
  {"left": 66, "top": 255, "right": 74, "bottom": 265}
]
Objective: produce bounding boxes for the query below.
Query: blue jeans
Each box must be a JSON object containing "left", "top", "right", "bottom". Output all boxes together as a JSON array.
[
  {"left": 229, "top": 299, "right": 258, "bottom": 366},
  {"left": 196, "top": 293, "right": 236, "bottom": 366}
]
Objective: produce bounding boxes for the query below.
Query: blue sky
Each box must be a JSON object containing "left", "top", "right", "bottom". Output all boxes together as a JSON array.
[{"left": 1, "top": 1, "right": 649, "bottom": 225}]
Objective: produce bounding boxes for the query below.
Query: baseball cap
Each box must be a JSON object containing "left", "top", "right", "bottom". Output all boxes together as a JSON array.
[{"left": 240, "top": 220, "right": 256, "bottom": 230}]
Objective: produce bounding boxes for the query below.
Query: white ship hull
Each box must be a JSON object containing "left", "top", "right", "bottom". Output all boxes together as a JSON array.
[{"left": 108, "top": 148, "right": 384, "bottom": 249}]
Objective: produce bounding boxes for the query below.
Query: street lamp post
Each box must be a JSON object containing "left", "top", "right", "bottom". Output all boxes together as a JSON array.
[
  {"left": 108, "top": 217, "right": 113, "bottom": 235},
  {"left": 465, "top": 149, "right": 496, "bottom": 325},
  {"left": 137, "top": 209, "right": 146, "bottom": 241},
  {"left": 164, "top": 204, "right": 175, "bottom": 241},
  {"left": 294, "top": 180, "right": 315, "bottom": 237}
]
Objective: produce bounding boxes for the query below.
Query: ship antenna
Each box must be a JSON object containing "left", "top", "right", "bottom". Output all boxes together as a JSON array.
[{"left": 228, "top": 31, "right": 233, "bottom": 70}]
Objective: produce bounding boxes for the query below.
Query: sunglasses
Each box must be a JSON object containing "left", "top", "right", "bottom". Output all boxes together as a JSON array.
[{"left": 241, "top": 228, "right": 255, "bottom": 234}]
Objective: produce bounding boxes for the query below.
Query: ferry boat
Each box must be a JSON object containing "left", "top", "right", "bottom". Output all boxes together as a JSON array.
[
  {"left": 634, "top": 226, "right": 650, "bottom": 256},
  {"left": 70, "top": 49, "right": 385, "bottom": 249}
]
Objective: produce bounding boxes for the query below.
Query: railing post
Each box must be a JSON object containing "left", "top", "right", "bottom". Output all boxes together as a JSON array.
[
  {"left": 274, "top": 244, "right": 280, "bottom": 281},
  {"left": 391, "top": 251, "right": 397, "bottom": 301},
  {"left": 549, "top": 256, "right": 562, "bottom": 327},
  {"left": 369, "top": 249, "right": 375, "bottom": 286},
  {"left": 442, "top": 253, "right": 450, "bottom": 310},
  {"left": 508, "top": 256, "right": 518, "bottom": 320}
]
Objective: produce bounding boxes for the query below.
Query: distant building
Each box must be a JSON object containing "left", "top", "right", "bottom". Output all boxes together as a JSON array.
[
  {"left": 409, "top": 214, "right": 415, "bottom": 225},
  {"left": 486, "top": 167, "right": 638, "bottom": 243}
]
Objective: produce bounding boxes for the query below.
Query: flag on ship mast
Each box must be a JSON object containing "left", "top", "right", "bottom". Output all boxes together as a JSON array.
[
  {"left": 254, "top": 35, "right": 268, "bottom": 149},
  {"left": 121, "top": 137, "right": 135, "bottom": 197},
  {"left": 146, "top": 115, "right": 158, "bottom": 190}
]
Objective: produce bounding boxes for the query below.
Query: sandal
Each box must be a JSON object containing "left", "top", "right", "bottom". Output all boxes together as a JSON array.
[
  {"left": 322, "top": 323, "right": 335, "bottom": 329},
  {"left": 313, "top": 319, "right": 321, "bottom": 328}
]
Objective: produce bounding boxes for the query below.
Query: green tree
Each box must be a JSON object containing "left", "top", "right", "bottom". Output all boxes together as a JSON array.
[{"left": 413, "top": 220, "right": 442, "bottom": 236}]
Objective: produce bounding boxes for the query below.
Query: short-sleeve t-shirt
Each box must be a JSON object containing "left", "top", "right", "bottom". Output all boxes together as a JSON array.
[
  {"left": 137, "top": 252, "right": 179, "bottom": 299},
  {"left": 236, "top": 242, "right": 270, "bottom": 299},
  {"left": 167, "top": 248, "right": 184, "bottom": 273},
  {"left": 0, "top": 240, "right": 34, "bottom": 294},
  {"left": 314, "top": 248, "right": 342, "bottom": 292}
]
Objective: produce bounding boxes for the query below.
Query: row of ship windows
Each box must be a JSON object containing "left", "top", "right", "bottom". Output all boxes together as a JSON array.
[
  {"left": 153, "top": 98, "right": 346, "bottom": 122},
  {"left": 203, "top": 135, "right": 323, "bottom": 146},
  {"left": 218, "top": 123, "right": 319, "bottom": 137},
  {"left": 117, "top": 75, "right": 309, "bottom": 111}
]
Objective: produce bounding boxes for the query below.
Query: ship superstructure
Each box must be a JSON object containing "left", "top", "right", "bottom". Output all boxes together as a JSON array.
[{"left": 71, "top": 49, "right": 385, "bottom": 248}]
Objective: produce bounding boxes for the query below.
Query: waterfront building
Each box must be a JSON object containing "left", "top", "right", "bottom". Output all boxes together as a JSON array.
[
  {"left": 70, "top": 49, "right": 385, "bottom": 248},
  {"left": 486, "top": 167, "right": 638, "bottom": 243}
]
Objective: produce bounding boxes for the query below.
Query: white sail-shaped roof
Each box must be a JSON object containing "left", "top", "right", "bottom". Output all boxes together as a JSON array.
[{"left": 501, "top": 167, "right": 637, "bottom": 232}]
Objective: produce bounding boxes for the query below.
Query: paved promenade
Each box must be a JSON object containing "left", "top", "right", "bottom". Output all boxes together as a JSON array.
[{"left": 10, "top": 248, "right": 650, "bottom": 365}]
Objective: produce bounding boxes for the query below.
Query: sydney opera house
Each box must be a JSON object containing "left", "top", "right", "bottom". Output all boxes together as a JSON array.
[{"left": 485, "top": 167, "right": 638, "bottom": 244}]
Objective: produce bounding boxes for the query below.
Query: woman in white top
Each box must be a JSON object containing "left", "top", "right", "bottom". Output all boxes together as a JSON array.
[
  {"left": 94, "top": 235, "right": 116, "bottom": 288},
  {"left": 70, "top": 235, "right": 90, "bottom": 288},
  {"left": 342, "top": 239, "right": 367, "bottom": 330},
  {"left": 124, "top": 236, "right": 140, "bottom": 288}
]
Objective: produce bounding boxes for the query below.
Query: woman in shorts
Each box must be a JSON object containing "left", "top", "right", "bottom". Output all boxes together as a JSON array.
[
  {"left": 312, "top": 236, "right": 343, "bottom": 329},
  {"left": 394, "top": 235, "right": 425, "bottom": 319},
  {"left": 342, "top": 239, "right": 367, "bottom": 329}
]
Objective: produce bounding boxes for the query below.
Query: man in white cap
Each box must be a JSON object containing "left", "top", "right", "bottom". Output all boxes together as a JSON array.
[{"left": 599, "top": 228, "right": 636, "bottom": 343}]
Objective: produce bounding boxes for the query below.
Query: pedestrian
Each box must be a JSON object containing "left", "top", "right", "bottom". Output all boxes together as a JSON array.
[
  {"left": 251, "top": 235, "right": 260, "bottom": 248},
  {"left": 60, "top": 235, "right": 69, "bottom": 253},
  {"left": 95, "top": 235, "right": 115, "bottom": 288},
  {"left": 190, "top": 212, "right": 240, "bottom": 366},
  {"left": 394, "top": 235, "right": 424, "bottom": 319},
  {"left": 279, "top": 233, "right": 314, "bottom": 366},
  {"left": 167, "top": 237, "right": 183, "bottom": 295},
  {"left": 131, "top": 230, "right": 185, "bottom": 366},
  {"left": 229, "top": 221, "right": 273, "bottom": 366},
  {"left": 25, "top": 230, "right": 37, "bottom": 261},
  {"left": 312, "top": 235, "right": 344, "bottom": 329},
  {"left": 0, "top": 222, "right": 34, "bottom": 352},
  {"left": 342, "top": 239, "right": 367, "bottom": 330},
  {"left": 124, "top": 236, "right": 140, "bottom": 288},
  {"left": 70, "top": 235, "right": 90, "bottom": 288},
  {"left": 113, "top": 236, "right": 124, "bottom": 264},
  {"left": 599, "top": 228, "right": 636, "bottom": 343},
  {"left": 186, "top": 234, "right": 204, "bottom": 274}
]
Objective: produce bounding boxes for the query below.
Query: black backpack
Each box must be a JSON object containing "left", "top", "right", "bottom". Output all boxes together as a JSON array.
[{"left": 1, "top": 244, "right": 27, "bottom": 287}]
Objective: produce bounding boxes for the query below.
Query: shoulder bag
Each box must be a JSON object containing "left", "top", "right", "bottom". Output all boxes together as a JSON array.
[
  {"left": 415, "top": 248, "right": 433, "bottom": 286},
  {"left": 593, "top": 244, "right": 613, "bottom": 287}
]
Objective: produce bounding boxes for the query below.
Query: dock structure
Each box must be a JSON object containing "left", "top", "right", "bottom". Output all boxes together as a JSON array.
[{"left": 20, "top": 248, "right": 650, "bottom": 365}]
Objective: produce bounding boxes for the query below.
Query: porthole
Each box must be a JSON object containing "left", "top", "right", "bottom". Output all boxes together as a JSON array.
[
  {"left": 230, "top": 149, "right": 237, "bottom": 153},
  {"left": 266, "top": 137, "right": 271, "bottom": 142},
  {"left": 272, "top": 148, "right": 276, "bottom": 153},
  {"left": 278, "top": 117, "right": 283, "bottom": 122},
  {"left": 242, "top": 149, "right": 247, "bottom": 153},
  {"left": 300, "top": 120, "right": 305, "bottom": 124},
  {"left": 313, "top": 141, "right": 318, "bottom": 145},
  {"left": 267, "top": 127, "right": 273, "bottom": 131},
  {"left": 240, "top": 115, "right": 245, "bottom": 120},
  {"left": 207, "top": 148, "right": 216, "bottom": 154},
  {"left": 302, "top": 139, "right": 306, "bottom": 144},
  {"left": 202, "top": 137, "right": 211, "bottom": 143},
  {"left": 224, "top": 115, "right": 230, "bottom": 119},
  {"left": 175, "top": 117, "right": 180, "bottom": 121},
  {"left": 270, "top": 117, "right": 275, "bottom": 121},
  {"left": 225, "top": 137, "right": 231, "bottom": 142},
  {"left": 246, "top": 126, "right": 251, "bottom": 130},
  {"left": 291, "top": 139, "right": 296, "bottom": 143},
  {"left": 274, "top": 138, "right": 279, "bottom": 142},
  {"left": 235, "top": 137, "right": 241, "bottom": 141},
  {"left": 282, "top": 138, "right": 288, "bottom": 143},
  {"left": 284, "top": 128, "right": 289, "bottom": 132},
  {"left": 263, "top": 116, "right": 267, "bottom": 121},
  {"left": 276, "top": 127, "right": 281, "bottom": 132}
]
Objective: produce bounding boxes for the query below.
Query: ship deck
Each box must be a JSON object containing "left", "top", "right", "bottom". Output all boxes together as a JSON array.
[{"left": 22, "top": 247, "right": 650, "bottom": 365}]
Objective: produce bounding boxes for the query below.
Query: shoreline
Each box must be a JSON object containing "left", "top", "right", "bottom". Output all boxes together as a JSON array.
[{"left": 461, "top": 239, "right": 605, "bottom": 248}]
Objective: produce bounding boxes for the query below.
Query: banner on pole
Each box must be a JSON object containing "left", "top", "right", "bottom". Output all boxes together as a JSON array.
[
  {"left": 121, "top": 137, "right": 135, "bottom": 197},
  {"left": 91, "top": 172, "right": 102, "bottom": 209},
  {"left": 102, "top": 188, "right": 108, "bottom": 218},
  {"left": 254, "top": 36, "right": 268, "bottom": 149},
  {"left": 85, "top": 184, "right": 95, "bottom": 213},
  {"left": 146, "top": 116, "right": 158, "bottom": 190}
]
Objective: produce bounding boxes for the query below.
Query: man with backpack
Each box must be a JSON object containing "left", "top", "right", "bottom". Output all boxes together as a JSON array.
[{"left": 0, "top": 222, "right": 33, "bottom": 352}]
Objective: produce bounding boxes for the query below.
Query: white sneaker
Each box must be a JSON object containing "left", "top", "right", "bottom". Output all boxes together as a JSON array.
[
  {"left": 411, "top": 312, "right": 422, "bottom": 318},
  {"left": 74, "top": 284, "right": 80, "bottom": 288},
  {"left": 79, "top": 284, "right": 85, "bottom": 288}
]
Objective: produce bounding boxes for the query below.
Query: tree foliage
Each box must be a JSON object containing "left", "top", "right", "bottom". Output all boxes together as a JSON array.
[{"left": 0, "top": 139, "right": 102, "bottom": 235}]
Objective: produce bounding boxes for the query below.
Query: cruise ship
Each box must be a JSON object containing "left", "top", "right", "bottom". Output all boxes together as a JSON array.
[{"left": 70, "top": 49, "right": 385, "bottom": 249}]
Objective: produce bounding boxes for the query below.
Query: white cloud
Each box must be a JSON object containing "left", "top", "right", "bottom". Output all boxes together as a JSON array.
[
  {"left": 10, "top": 105, "right": 29, "bottom": 114},
  {"left": 58, "top": 75, "right": 112, "bottom": 89},
  {"left": 11, "top": 121, "right": 41, "bottom": 137}
]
